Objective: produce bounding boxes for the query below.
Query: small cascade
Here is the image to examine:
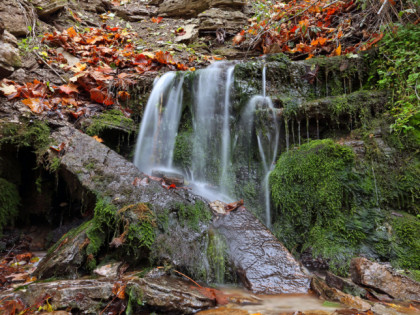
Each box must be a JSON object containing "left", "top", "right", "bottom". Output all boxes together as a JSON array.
[
  {"left": 219, "top": 66, "right": 235, "bottom": 195},
  {"left": 133, "top": 72, "right": 184, "bottom": 174},
  {"left": 134, "top": 62, "right": 280, "bottom": 228}
]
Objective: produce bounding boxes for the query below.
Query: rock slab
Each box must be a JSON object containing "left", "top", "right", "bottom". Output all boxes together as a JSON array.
[
  {"left": 350, "top": 257, "right": 420, "bottom": 302},
  {"left": 212, "top": 209, "right": 310, "bottom": 294}
]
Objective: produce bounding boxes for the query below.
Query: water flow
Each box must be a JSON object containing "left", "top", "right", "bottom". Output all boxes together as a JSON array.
[
  {"left": 252, "top": 65, "right": 279, "bottom": 227},
  {"left": 134, "top": 72, "right": 183, "bottom": 173},
  {"left": 220, "top": 66, "right": 235, "bottom": 195}
]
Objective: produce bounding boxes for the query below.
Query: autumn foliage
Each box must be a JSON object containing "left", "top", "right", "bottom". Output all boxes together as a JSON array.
[
  {"left": 0, "top": 25, "right": 193, "bottom": 118},
  {"left": 234, "top": 0, "right": 386, "bottom": 58}
]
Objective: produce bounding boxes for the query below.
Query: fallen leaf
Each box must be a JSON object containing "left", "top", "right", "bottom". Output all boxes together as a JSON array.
[
  {"left": 59, "top": 83, "right": 79, "bottom": 95},
  {"left": 151, "top": 17, "right": 163, "bottom": 23},
  {"left": 93, "top": 135, "right": 104, "bottom": 143}
]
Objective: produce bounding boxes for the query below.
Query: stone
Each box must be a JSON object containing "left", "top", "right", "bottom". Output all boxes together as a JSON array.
[
  {"left": 93, "top": 261, "right": 123, "bottom": 278},
  {"left": 175, "top": 24, "right": 199, "bottom": 44},
  {"left": 210, "top": 0, "right": 246, "bottom": 8},
  {"left": 350, "top": 257, "right": 420, "bottom": 302},
  {"left": 31, "top": 0, "right": 67, "bottom": 19},
  {"left": 3, "top": 275, "right": 214, "bottom": 314},
  {"left": 113, "top": 3, "right": 157, "bottom": 21},
  {"left": 212, "top": 209, "right": 311, "bottom": 294},
  {"left": 197, "top": 307, "right": 249, "bottom": 315},
  {"left": 325, "top": 271, "right": 368, "bottom": 298},
  {"left": 0, "top": 37, "right": 21, "bottom": 79},
  {"left": 0, "top": 18, "right": 4, "bottom": 36},
  {"left": 198, "top": 8, "right": 247, "bottom": 33},
  {"left": 0, "top": 0, "right": 29, "bottom": 37},
  {"left": 2, "top": 31, "right": 18, "bottom": 47},
  {"left": 158, "top": 0, "right": 210, "bottom": 17},
  {"left": 209, "top": 200, "right": 226, "bottom": 214},
  {"left": 56, "top": 48, "right": 80, "bottom": 68},
  {"left": 311, "top": 276, "right": 371, "bottom": 312},
  {"left": 151, "top": 169, "right": 184, "bottom": 186}
]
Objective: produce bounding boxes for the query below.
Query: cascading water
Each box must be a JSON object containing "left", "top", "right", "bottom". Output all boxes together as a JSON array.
[
  {"left": 134, "top": 62, "right": 279, "bottom": 227},
  {"left": 133, "top": 72, "right": 184, "bottom": 174}
]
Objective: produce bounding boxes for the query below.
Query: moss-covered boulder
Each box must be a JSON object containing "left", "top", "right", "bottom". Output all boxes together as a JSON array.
[{"left": 270, "top": 139, "right": 420, "bottom": 276}]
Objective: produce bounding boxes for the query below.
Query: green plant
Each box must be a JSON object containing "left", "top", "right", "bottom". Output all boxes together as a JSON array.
[
  {"left": 374, "top": 25, "right": 420, "bottom": 139},
  {"left": 85, "top": 109, "right": 135, "bottom": 136},
  {"left": 176, "top": 201, "right": 212, "bottom": 231}
]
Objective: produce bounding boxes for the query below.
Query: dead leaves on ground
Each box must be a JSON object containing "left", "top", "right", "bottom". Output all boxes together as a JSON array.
[
  {"left": 0, "top": 25, "right": 194, "bottom": 118},
  {"left": 234, "top": 0, "right": 385, "bottom": 58}
]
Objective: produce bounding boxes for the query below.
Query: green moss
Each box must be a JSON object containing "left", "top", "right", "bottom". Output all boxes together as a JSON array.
[
  {"left": 85, "top": 198, "right": 117, "bottom": 269},
  {"left": 126, "top": 285, "right": 144, "bottom": 315},
  {"left": 85, "top": 109, "right": 135, "bottom": 136},
  {"left": 207, "top": 230, "right": 228, "bottom": 283},
  {"left": 0, "top": 120, "right": 51, "bottom": 155},
  {"left": 390, "top": 213, "right": 420, "bottom": 269},
  {"left": 270, "top": 139, "right": 356, "bottom": 249},
  {"left": 173, "top": 129, "right": 193, "bottom": 170},
  {"left": 176, "top": 201, "right": 212, "bottom": 232},
  {"left": 0, "top": 178, "right": 20, "bottom": 235}
]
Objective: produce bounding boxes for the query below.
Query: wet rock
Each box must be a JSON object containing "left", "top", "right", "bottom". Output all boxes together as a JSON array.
[
  {"left": 198, "top": 8, "right": 247, "bottom": 33},
  {"left": 325, "top": 272, "right": 368, "bottom": 298},
  {"left": 311, "top": 276, "right": 371, "bottom": 311},
  {"left": 175, "top": 24, "right": 199, "bottom": 44},
  {"left": 300, "top": 248, "right": 329, "bottom": 271},
  {"left": 0, "top": 32, "right": 21, "bottom": 79},
  {"left": 212, "top": 209, "right": 310, "bottom": 294},
  {"left": 31, "top": 0, "right": 67, "bottom": 19},
  {"left": 152, "top": 169, "right": 184, "bottom": 186},
  {"left": 33, "top": 125, "right": 212, "bottom": 280},
  {"left": 209, "top": 200, "right": 226, "bottom": 215},
  {"left": 0, "top": 0, "right": 29, "bottom": 37},
  {"left": 350, "top": 257, "right": 420, "bottom": 302},
  {"left": 3, "top": 275, "right": 215, "bottom": 314},
  {"left": 370, "top": 304, "right": 405, "bottom": 315},
  {"left": 197, "top": 307, "right": 249, "bottom": 315}
]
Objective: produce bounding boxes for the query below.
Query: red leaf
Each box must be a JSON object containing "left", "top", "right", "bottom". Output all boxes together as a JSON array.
[
  {"left": 90, "top": 88, "right": 114, "bottom": 106},
  {"left": 151, "top": 17, "right": 163, "bottom": 23}
]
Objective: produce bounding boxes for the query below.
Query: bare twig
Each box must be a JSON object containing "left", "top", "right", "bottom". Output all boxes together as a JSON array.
[{"left": 32, "top": 51, "right": 67, "bottom": 84}]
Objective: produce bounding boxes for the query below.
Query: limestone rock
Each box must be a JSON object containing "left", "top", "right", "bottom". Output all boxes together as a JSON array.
[
  {"left": 152, "top": 169, "right": 185, "bottom": 186},
  {"left": 0, "top": 19, "right": 4, "bottom": 36},
  {"left": 325, "top": 271, "right": 368, "bottom": 298},
  {"left": 0, "top": 0, "right": 29, "bottom": 37},
  {"left": 350, "top": 257, "right": 420, "bottom": 302},
  {"left": 31, "top": 0, "right": 67, "bottom": 19},
  {"left": 0, "top": 32, "right": 21, "bottom": 79},
  {"left": 311, "top": 276, "right": 371, "bottom": 311},
  {"left": 198, "top": 8, "right": 247, "bottom": 33},
  {"left": 3, "top": 275, "right": 214, "bottom": 314},
  {"left": 113, "top": 3, "right": 157, "bottom": 21},
  {"left": 158, "top": 0, "right": 210, "bottom": 17},
  {"left": 212, "top": 209, "right": 311, "bottom": 294},
  {"left": 210, "top": 0, "right": 246, "bottom": 8},
  {"left": 93, "top": 261, "right": 123, "bottom": 278},
  {"left": 175, "top": 24, "right": 199, "bottom": 44}
]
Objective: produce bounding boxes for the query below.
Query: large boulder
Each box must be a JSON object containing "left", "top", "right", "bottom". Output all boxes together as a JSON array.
[
  {"left": 0, "top": 0, "right": 29, "bottom": 37},
  {"left": 350, "top": 257, "right": 420, "bottom": 302},
  {"left": 0, "top": 31, "right": 21, "bottom": 79},
  {"left": 212, "top": 209, "right": 311, "bottom": 294},
  {"left": 158, "top": 0, "right": 210, "bottom": 17},
  {"left": 30, "top": 0, "right": 67, "bottom": 19},
  {"left": 198, "top": 8, "right": 247, "bottom": 33}
]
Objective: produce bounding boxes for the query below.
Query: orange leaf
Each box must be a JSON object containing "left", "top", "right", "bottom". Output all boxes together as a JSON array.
[
  {"left": 311, "top": 39, "right": 319, "bottom": 46},
  {"left": 118, "top": 91, "right": 130, "bottom": 101},
  {"left": 151, "top": 17, "right": 163, "bottom": 23},
  {"left": 337, "top": 31, "right": 343, "bottom": 39},
  {"left": 155, "top": 51, "right": 175, "bottom": 65},
  {"left": 67, "top": 26, "right": 77, "bottom": 38},
  {"left": 59, "top": 83, "right": 79, "bottom": 95},
  {"left": 318, "top": 37, "right": 327, "bottom": 46},
  {"left": 232, "top": 33, "right": 245, "bottom": 45},
  {"left": 90, "top": 88, "right": 114, "bottom": 106},
  {"left": 93, "top": 135, "right": 103, "bottom": 143},
  {"left": 335, "top": 43, "right": 342, "bottom": 56},
  {"left": 22, "top": 98, "right": 50, "bottom": 113},
  {"left": 112, "top": 282, "right": 126, "bottom": 299}
]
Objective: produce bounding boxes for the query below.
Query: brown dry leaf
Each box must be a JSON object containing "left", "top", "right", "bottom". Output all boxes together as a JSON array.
[
  {"left": 59, "top": 83, "right": 79, "bottom": 95},
  {"left": 21, "top": 98, "right": 50, "bottom": 114},
  {"left": 112, "top": 281, "right": 127, "bottom": 299},
  {"left": 0, "top": 82, "right": 17, "bottom": 96}
]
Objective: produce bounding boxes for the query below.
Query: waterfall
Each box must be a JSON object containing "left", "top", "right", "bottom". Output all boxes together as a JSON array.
[
  {"left": 133, "top": 72, "right": 184, "bottom": 174},
  {"left": 134, "top": 62, "right": 279, "bottom": 227}
]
